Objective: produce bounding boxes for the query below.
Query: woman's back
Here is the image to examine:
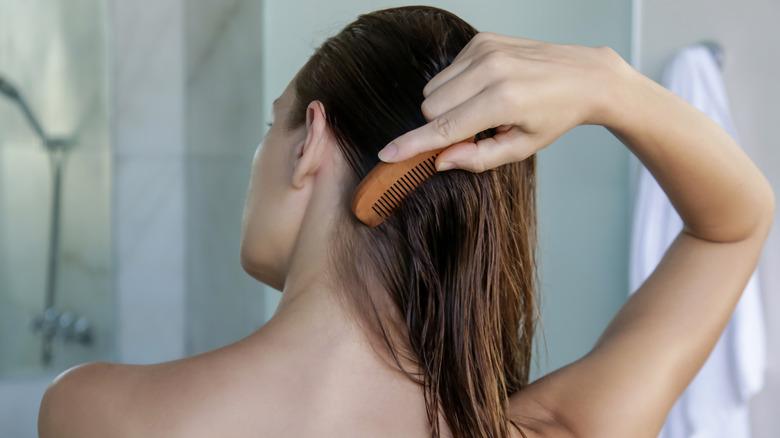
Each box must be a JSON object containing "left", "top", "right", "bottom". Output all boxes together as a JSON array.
[{"left": 40, "top": 315, "right": 549, "bottom": 437}]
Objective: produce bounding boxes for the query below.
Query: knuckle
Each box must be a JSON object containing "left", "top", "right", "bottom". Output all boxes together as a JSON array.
[
  {"left": 472, "top": 32, "right": 490, "bottom": 45},
  {"left": 471, "top": 32, "right": 497, "bottom": 50},
  {"left": 420, "top": 99, "right": 436, "bottom": 121},
  {"left": 422, "top": 83, "right": 433, "bottom": 97},
  {"left": 432, "top": 116, "right": 454, "bottom": 141},
  {"left": 595, "top": 45, "right": 616, "bottom": 55},
  {"left": 472, "top": 155, "right": 487, "bottom": 173},
  {"left": 493, "top": 80, "right": 516, "bottom": 105},
  {"left": 482, "top": 50, "right": 507, "bottom": 72},
  {"left": 595, "top": 45, "right": 619, "bottom": 62},
  {"left": 591, "top": 45, "right": 626, "bottom": 73},
  {"left": 482, "top": 31, "right": 500, "bottom": 41}
]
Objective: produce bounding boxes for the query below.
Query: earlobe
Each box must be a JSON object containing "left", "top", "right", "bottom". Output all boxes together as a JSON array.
[{"left": 291, "top": 101, "right": 329, "bottom": 189}]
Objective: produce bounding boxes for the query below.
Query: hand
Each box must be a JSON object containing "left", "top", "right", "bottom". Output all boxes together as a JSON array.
[{"left": 377, "top": 32, "right": 628, "bottom": 172}]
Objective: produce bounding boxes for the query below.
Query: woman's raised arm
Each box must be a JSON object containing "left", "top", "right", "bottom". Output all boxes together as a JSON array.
[{"left": 381, "top": 32, "right": 775, "bottom": 436}]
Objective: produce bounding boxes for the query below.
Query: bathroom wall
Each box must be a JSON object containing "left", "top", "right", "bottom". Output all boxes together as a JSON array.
[
  {"left": 183, "top": 0, "right": 266, "bottom": 355},
  {"left": 636, "top": 1, "right": 780, "bottom": 435},
  {"left": 261, "top": 0, "right": 633, "bottom": 378},
  {"left": 112, "top": 0, "right": 266, "bottom": 363}
]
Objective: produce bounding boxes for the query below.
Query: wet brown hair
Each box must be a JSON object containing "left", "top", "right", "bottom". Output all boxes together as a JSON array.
[{"left": 287, "top": 6, "right": 537, "bottom": 438}]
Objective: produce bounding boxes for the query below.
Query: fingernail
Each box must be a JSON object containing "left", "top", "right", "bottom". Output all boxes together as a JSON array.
[
  {"left": 437, "top": 161, "right": 455, "bottom": 172},
  {"left": 378, "top": 143, "right": 397, "bottom": 161}
]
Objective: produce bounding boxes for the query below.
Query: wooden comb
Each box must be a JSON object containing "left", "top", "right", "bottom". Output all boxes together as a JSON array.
[{"left": 351, "top": 137, "right": 474, "bottom": 227}]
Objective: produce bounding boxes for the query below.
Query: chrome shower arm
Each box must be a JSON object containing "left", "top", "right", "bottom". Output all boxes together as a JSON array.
[{"left": 0, "top": 74, "right": 48, "bottom": 142}]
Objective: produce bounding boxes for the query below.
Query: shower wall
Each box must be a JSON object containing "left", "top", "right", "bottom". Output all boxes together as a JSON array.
[{"left": 0, "top": 0, "right": 112, "bottom": 378}]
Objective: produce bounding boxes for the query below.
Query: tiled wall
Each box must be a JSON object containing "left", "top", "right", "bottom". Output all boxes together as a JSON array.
[
  {"left": 112, "top": 0, "right": 188, "bottom": 363},
  {"left": 183, "top": 0, "right": 266, "bottom": 356},
  {"left": 112, "top": 0, "right": 267, "bottom": 363}
]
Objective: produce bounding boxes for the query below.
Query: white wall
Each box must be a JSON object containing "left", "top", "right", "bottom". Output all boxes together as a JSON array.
[
  {"left": 112, "top": 0, "right": 187, "bottom": 364},
  {"left": 260, "top": 0, "right": 634, "bottom": 378},
  {"left": 636, "top": 0, "right": 780, "bottom": 436}
]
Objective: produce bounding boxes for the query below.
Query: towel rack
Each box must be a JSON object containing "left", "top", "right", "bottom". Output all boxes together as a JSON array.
[{"left": 699, "top": 40, "right": 724, "bottom": 69}]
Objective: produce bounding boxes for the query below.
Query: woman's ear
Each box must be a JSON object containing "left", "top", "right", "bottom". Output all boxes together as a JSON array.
[{"left": 292, "top": 100, "right": 331, "bottom": 189}]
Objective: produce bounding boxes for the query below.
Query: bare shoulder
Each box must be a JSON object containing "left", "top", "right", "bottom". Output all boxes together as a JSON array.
[
  {"left": 39, "top": 361, "right": 147, "bottom": 438},
  {"left": 37, "top": 343, "right": 276, "bottom": 438}
]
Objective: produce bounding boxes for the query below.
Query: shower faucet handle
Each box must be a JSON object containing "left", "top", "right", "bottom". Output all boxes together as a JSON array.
[
  {"left": 73, "top": 316, "right": 93, "bottom": 344},
  {"left": 31, "top": 307, "right": 93, "bottom": 346}
]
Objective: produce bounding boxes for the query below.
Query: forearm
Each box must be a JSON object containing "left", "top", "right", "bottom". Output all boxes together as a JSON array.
[
  {"left": 535, "top": 50, "right": 775, "bottom": 437},
  {"left": 602, "top": 59, "right": 774, "bottom": 242}
]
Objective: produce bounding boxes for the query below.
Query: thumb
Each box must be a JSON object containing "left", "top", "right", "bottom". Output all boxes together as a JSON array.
[{"left": 434, "top": 126, "right": 534, "bottom": 173}]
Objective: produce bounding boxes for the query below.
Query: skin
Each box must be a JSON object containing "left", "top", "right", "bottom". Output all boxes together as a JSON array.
[{"left": 38, "top": 32, "right": 774, "bottom": 438}]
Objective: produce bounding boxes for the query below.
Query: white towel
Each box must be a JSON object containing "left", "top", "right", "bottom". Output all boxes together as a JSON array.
[{"left": 629, "top": 44, "right": 766, "bottom": 438}]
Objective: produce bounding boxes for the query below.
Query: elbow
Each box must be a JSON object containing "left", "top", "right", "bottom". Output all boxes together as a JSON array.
[
  {"left": 685, "top": 179, "right": 775, "bottom": 244},
  {"left": 755, "top": 178, "right": 775, "bottom": 239},
  {"left": 740, "top": 180, "right": 774, "bottom": 243},
  {"left": 736, "top": 179, "right": 776, "bottom": 245}
]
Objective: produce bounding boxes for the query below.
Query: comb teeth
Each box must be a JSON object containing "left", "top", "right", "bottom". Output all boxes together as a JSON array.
[
  {"left": 351, "top": 148, "right": 447, "bottom": 227},
  {"left": 370, "top": 156, "right": 437, "bottom": 220}
]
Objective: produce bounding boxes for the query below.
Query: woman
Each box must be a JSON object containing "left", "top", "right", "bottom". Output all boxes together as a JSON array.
[{"left": 39, "top": 6, "right": 773, "bottom": 438}]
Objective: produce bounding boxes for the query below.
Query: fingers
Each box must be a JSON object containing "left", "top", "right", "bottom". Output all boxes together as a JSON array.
[
  {"left": 378, "top": 91, "right": 498, "bottom": 162},
  {"left": 421, "top": 59, "right": 489, "bottom": 121},
  {"left": 434, "top": 126, "right": 535, "bottom": 173},
  {"left": 422, "top": 54, "right": 470, "bottom": 98},
  {"left": 424, "top": 33, "right": 538, "bottom": 96},
  {"left": 378, "top": 32, "right": 550, "bottom": 166},
  {"left": 422, "top": 41, "right": 477, "bottom": 98}
]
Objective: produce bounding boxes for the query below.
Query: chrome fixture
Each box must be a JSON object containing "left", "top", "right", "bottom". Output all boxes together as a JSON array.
[
  {"left": 31, "top": 307, "right": 93, "bottom": 345},
  {"left": 1, "top": 73, "right": 85, "bottom": 365}
]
